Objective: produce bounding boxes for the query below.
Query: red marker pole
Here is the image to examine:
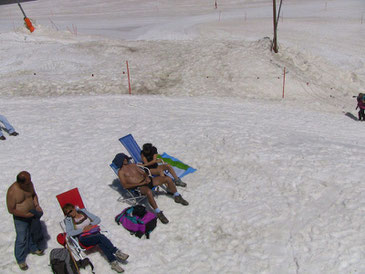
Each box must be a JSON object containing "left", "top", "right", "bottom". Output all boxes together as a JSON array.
[
  {"left": 126, "top": 61, "right": 131, "bottom": 95},
  {"left": 282, "top": 67, "right": 286, "bottom": 98}
]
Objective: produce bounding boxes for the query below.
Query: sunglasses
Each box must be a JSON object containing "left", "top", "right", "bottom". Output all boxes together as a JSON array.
[{"left": 66, "top": 209, "right": 74, "bottom": 216}]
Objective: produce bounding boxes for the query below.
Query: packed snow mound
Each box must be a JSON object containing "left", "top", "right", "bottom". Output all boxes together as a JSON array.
[{"left": 0, "top": 27, "right": 362, "bottom": 111}]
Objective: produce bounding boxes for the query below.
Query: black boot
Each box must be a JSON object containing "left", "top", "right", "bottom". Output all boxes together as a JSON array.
[{"left": 360, "top": 110, "right": 365, "bottom": 121}]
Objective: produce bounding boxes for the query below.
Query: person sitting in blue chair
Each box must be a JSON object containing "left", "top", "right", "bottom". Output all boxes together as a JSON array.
[
  {"left": 114, "top": 153, "right": 189, "bottom": 225},
  {"left": 140, "top": 143, "right": 186, "bottom": 187}
]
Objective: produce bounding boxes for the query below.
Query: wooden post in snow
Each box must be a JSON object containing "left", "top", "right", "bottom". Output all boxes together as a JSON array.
[
  {"left": 272, "top": 0, "right": 278, "bottom": 53},
  {"left": 282, "top": 67, "right": 286, "bottom": 98}
]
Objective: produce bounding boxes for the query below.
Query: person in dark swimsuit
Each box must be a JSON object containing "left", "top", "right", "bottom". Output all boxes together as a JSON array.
[{"left": 141, "top": 143, "right": 187, "bottom": 187}]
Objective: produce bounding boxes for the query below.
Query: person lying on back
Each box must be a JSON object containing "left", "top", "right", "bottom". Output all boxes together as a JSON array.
[{"left": 113, "top": 153, "right": 188, "bottom": 225}]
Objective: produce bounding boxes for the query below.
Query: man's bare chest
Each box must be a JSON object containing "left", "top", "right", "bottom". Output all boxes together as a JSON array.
[{"left": 15, "top": 189, "right": 33, "bottom": 204}]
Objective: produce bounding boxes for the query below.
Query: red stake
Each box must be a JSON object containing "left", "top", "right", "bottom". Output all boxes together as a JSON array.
[
  {"left": 126, "top": 61, "right": 131, "bottom": 95},
  {"left": 282, "top": 67, "right": 286, "bottom": 98}
]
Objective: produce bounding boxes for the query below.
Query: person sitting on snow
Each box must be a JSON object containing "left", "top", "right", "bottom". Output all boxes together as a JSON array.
[
  {"left": 113, "top": 153, "right": 189, "bottom": 225},
  {"left": 140, "top": 143, "right": 187, "bottom": 187},
  {"left": 356, "top": 93, "right": 365, "bottom": 121}
]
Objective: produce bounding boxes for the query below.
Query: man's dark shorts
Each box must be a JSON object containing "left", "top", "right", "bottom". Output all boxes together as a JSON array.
[{"left": 138, "top": 176, "right": 154, "bottom": 190}]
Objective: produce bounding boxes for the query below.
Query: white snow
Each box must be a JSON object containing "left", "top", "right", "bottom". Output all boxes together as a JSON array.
[{"left": 0, "top": 0, "right": 365, "bottom": 273}]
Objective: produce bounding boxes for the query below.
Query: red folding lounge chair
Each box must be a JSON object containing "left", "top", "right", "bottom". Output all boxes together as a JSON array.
[{"left": 56, "top": 188, "right": 96, "bottom": 259}]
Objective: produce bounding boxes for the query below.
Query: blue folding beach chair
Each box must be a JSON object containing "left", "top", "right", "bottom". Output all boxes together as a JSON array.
[{"left": 119, "top": 134, "right": 143, "bottom": 163}]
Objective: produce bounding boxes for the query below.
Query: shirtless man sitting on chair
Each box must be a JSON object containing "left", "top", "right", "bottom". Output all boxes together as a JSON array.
[{"left": 114, "top": 153, "right": 188, "bottom": 224}]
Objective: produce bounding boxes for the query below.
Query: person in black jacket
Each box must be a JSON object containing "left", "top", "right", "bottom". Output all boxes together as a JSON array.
[{"left": 356, "top": 93, "right": 365, "bottom": 121}]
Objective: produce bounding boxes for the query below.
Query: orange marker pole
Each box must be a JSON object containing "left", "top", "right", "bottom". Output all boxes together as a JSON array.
[
  {"left": 17, "top": 0, "right": 35, "bottom": 33},
  {"left": 24, "top": 17, "right": 35, "bottom": 32},
  {"left": 126, "top": 61, "right": 131, "bottom": 95},
  {"left": 282, "top": 67, "right": 286, "bottom": 98}
]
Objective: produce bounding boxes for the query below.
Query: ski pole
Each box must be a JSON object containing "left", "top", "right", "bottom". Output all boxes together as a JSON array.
[{"left": 17, "top": 0, "right": 35, "bottom": 33}]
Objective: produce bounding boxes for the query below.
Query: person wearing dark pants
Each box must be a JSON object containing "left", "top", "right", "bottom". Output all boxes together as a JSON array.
[
  {"left": 6, "top": 171, "right": 44, "bottom": 271},
  {"left": 63, "top": 203, "right": 129, "bottom": 273}
]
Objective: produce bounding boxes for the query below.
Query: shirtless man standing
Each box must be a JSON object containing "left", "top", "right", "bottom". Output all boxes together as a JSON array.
[
  {"left": 114, "top": 153, "right": 188, "bottom": 224},
  {"left": 6, "top": 171, "right": 44, "bottom": 271}
]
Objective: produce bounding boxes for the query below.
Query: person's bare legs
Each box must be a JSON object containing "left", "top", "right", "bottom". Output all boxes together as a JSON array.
[
  {"left": 161, "top": 164, "right": 179, "bottom": 180},
  {"left": 150, "top": 165, "right": 179, "bottom": 181},
  {"left": 150, "top": 167, "right": 166, "bottom": 177},
  {"left": 162, "top": 164, "right": 187, "bottom": 187},
  {"left": 139, "top": 186, "right": 158, "bottom": 209},
  {"left": 151, "top": 165, "right": 186, "bottom": 187},
  {"left": 152, "top": 176, "right": 177, "bottom": 193},
  {"left": 138, "top": 185, "right": 170, "bottom": 224},
  {"left": 152, "top": 177, "right": 188, "bottom": 206}
]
